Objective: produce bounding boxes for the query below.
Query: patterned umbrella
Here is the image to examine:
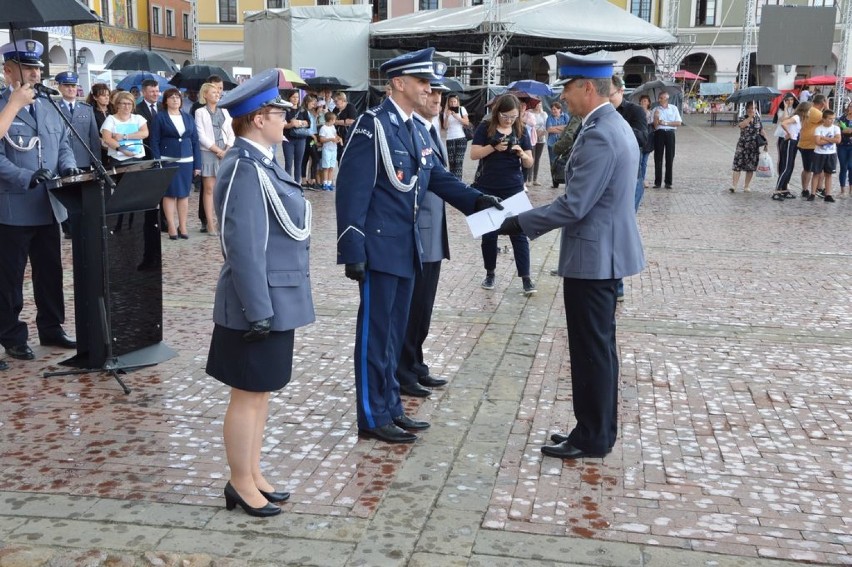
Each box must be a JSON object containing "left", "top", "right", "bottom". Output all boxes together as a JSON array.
[{"left": 276, "top": 68, "right": 308, "bottom": 89}]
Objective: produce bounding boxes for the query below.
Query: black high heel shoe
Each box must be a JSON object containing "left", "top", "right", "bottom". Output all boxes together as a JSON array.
[
  {"left": 259, "top": 488, "right": 291, "bottom": 503},
  {"left": 224, "top": 482, "right": 281, "bottom": 517}
]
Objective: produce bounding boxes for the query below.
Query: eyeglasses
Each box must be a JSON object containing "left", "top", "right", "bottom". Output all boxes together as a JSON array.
[{"left": 499, "top": 112, "right": 519, "bottom": 121}]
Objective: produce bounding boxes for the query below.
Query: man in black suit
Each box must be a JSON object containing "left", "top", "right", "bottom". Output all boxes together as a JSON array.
[
  {"left": 134, "top": 79, "right": 164, "bottom": 266},
  {"left": 608, "top": 75, "right": 648, "bottom": 302}
]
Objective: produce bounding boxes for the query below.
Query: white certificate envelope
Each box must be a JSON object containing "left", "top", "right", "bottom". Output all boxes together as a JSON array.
[{"left": 465, "top": 191, "right": 534, "bottom": 238}]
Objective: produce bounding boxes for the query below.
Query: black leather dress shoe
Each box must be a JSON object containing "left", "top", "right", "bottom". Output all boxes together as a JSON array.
[
  {"left": 5, "top": 345, "right": 34, "bottom": 360},
  {"left": 392, "top": 415, "right": 430, "bottom": 431},
  {"left": 358, "top": 423, "right": 417, "bottom": 443},
  {"left": 399, "top": 382, "right": 432, "bottom": 397},
  {"left": 39, "top": 333, "right": 76, "bottom": 349},
  {"left": 550, "top": 432, "right": 570, "bottom": 444},
  {"left": 541, "top": 441, "right": 609, "bottom": 460},
  {"left": 259, "top": 488, "right": 290, "bottom": 503},
  {"left": 418, "top": 375, "right": 447, "bottom": 388}
]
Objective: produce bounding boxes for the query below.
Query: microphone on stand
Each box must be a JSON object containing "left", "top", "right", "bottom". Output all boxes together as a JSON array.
[{"left": 33, "top": 83, "right": 60, "bottom": 97}]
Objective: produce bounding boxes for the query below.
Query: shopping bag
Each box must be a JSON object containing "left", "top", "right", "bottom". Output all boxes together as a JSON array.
[{"left": 756, "top": 148, "right": 774, "bottom": 178}]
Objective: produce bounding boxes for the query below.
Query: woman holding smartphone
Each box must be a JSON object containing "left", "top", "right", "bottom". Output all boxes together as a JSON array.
[{"left": 441, "top": 93, "right": 470, "bottom": 179}]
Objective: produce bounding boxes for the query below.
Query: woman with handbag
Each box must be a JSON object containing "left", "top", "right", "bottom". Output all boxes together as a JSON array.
[
  {"left": 729, "top": 101, "right": 766, "bottom": 193},
  {"left": 208, "top": 70, "right": 314, "bottom": 517},
  {"left": 282, "top": 90, "right": 310, "bottom": 184},
  {"left": 299, "top": 94, "right": 321, "bottom": 189},
  {"left": 470, "top": 93, "right": 536, "bottom": 296},
  {"left": 441, "top": 93, "right": 470, "bottom": 179}
]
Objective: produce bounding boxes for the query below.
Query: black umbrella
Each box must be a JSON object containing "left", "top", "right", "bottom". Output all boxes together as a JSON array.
[
  {"left": 305, "top": 76, "right": 351, "bottom": 92},
  {"left": 726, "top": 86, "right": 781, "bottom": 103},
  {"left": 169, "top": 64, "right": 236, "bottom": 91},
  {"left": 629, "top": 80, "right": 682, "bottom": 103},
  {"left": 441, "top": 77, "right": 465, "bottom": 93},
  {"left": 105, "top": 50, "right": 178, "bottom": 73},
  {"left": 0, "top": 0, "right": 99, "bottom": 28}
]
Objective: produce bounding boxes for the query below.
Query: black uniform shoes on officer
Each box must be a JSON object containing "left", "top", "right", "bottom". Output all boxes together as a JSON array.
[
  {"left": 400, "top": 382, "right": 432, "bottom": 397},
  {"left": 358, "top": 423, "right": 418, "bottom": 443},
  {"left": 39, "top": 332, "right": 77, "bottom": 349},
  {"left": 5, "top": 345, "right": 35, "bottom": 360},
  {"left": 393, "top": 414, "right": 430, "bottom": 431},
  {"left": 544, "top": 430, "right": 612, "bottom": 459},
  {"left": 418, "top": 375, "right": 447, "bottom": 387}
]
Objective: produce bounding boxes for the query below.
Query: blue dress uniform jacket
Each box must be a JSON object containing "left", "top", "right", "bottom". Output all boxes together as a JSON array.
[
  {"left": 0, "top": 92, "right": 76, "bottom": 225},
  {"left": 212, "top": 138, "right": 314, "bottom": 332},
  {"left": 59, "top": 100, "right": 101, "bottom": 169},
  {"left": 518, "top": 104, "right": 645, "bottom": 279},
  {"left": 336, "top": 97, "right": 479, "bottom": 277},
  {"left": 336, "top": 97, "right": 482, "bottom": 432},
  {"left": 149, "top": 110, "right": 202, "bottom": 166}
]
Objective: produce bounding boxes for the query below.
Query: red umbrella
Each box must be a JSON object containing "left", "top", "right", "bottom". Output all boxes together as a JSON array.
[{"left": 673, "top": 69, "right": 706, "bottom": 81}]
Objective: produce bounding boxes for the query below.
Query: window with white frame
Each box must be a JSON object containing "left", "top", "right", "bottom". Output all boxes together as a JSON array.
[
  {"left": 126, "top": 0, "right": 135, "bottom": 28},
  {"left": 166, "top": 9, "right": 175, "bottom": 36},
  {"left": 183, "top": 13, "right": 190, "bottom": 40},
  {"left": 695, "top": 0, "right": 718, "bottom": 26},
  {"left": 631, "top": 0, "right": 651, "bottom": 22},
  {"left": 152, "top": 5, "right": 161, "bottom": 34},
  {"left": 219, "top": 0, "right": 237, "bottom": 23}
]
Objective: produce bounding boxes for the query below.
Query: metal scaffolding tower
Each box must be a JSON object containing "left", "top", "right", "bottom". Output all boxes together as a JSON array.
[
  {"left": 482, "top": 0, "right": 513, "bottom": 87},
  {"left": 654, "top": 0, "right": 694, "bottom": 80},
  {"left": 835, "top": 0, "right": 852, "bottom": 113},
  {"left": 737, "top": 0, "right": 758, "bottom": 91}
]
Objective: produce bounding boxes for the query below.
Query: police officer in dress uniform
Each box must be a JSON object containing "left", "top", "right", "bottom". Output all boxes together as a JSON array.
[
  {"left": 0, "top": 40, "right": 81, "bottom": 363},
  {"left": 206, "top": 69, "right": 313, "bottom": 517},
  {"left": 336, "top": 48, "right": 502, "bottom": 444},
  {"left": 499, "top": 52, "right": 646, "bottom": 459},
  {"left": 396, "top": 64, "right": 452, "bottom": 398},
  {"left": 55, "top": 72, "right": 101, "bottom": 171}
]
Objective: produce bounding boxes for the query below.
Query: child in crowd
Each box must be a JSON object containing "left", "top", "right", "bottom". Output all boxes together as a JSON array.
[
  {"left": 318, "top": 112, "right": 341, "bottom": 191},
  {"left": 811, "top": 109, "right": 841, "bottom": 203}
]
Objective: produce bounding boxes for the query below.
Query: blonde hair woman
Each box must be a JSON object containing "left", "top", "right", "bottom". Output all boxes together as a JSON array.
[{"left": 195, "top": 82, "right": 234, "bottom": 235}]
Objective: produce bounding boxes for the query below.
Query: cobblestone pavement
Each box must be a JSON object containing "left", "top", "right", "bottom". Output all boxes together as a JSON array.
[{"left": 0, "top": 116, "right": 849, "bottom": 566}]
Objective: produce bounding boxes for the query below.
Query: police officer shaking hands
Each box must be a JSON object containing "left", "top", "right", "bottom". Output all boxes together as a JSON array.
[{"left": 336, "top": 47, "right": 502, "bottom": 444}]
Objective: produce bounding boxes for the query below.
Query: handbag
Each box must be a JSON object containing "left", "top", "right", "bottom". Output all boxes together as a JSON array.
[
  {"left": 288, "top": 110, "right": 311, "bottom": 139},
  {"left": 463, "top": 123, "right": 474, "bottom": 141},
  {"left": 289, "top": 127, "right": 312, "bottom": 139}
]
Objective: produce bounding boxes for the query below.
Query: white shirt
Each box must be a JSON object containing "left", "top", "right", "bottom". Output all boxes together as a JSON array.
[
  {"left": 814, "top": 124, "right": 840, "bottom": 154},
  {"left": 444, "top": 106, "right": 468, "bottom": 140},
  {"left": 582, "top": 102, "right": 611, "bottom": 126},
  {"left": 240, "top": 136, "right": 274, "bottom": 160},
  {"left": 783, "top": 115, "right": 802, "bottom": 141},
  {"left": 654, "top": 104, "right": 681, "bottom": 130}
]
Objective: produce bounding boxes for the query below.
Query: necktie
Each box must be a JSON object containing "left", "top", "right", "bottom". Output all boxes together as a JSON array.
[
  {"left": 68, "top": 103, "right": 74, "bottom": 115},
  {"left": 28, "top": 103, "right": 36, "bottom": 122},
  {"left": 405, "top": 118, "right": 417, "bottom": 148},
  {"left": 150, "top": 103, "right": 157, "bottom": 115},
  {"left": 430, "top": 128, "right": 446, "bottom": 166}
]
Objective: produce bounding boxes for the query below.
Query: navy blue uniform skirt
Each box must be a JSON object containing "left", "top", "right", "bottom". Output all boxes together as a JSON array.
[
  {"left": 206, "top": 325, "right": 295, "bottom": 392},
  {"left": 163, "top": 161, "right": 195, "bottom": 198}
]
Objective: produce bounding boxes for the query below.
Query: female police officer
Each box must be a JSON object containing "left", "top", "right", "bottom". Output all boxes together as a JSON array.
[{"left": 206, "top": 69, "right": 314, "bottom": 517}]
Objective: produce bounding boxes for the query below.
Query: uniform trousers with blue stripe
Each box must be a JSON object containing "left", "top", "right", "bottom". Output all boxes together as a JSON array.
[{"left": 354, "top": 269, "right": 414, "bottom": 430}]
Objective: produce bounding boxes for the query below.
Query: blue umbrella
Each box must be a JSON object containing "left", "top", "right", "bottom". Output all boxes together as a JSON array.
[
  {"left": 507, "top": 80, "right": 552, "bottom": 97},
  {"left": 116, "top": 72, "right": 170, "bottom": 92}
]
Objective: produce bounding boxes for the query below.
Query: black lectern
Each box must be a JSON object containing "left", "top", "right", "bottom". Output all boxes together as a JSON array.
[{"left": 47, "top": 161, "right": 178, "bottom": 391}]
